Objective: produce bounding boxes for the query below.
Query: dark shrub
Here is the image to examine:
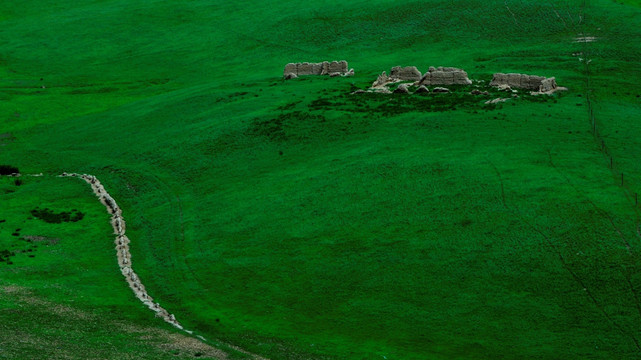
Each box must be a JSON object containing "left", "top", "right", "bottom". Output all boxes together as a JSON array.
[{"left": 0, "top": 165, "right": 19, "bottom": 175}]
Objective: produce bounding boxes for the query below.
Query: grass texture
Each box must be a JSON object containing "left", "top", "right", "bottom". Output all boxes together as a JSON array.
[{"left": 2, "top": 0, "right": 641, "bottom": 359}]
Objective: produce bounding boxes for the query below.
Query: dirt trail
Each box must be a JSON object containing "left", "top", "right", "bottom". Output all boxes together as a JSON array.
[
  {"left": 59, "top": 172, "right": 184, "bottom": 328},
  {"left": 56, "top": 172, "right": 269, "bottom": 360}
]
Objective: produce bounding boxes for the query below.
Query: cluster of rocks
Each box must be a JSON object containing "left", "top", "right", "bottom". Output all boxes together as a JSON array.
[
  {"left": 59, "top": 172, "right": 183, "bottom": 330},
  {"left": 283, "top": 61, "right": 354, "bottom": 79},
  {"left": 370, "top": 65, "right": 473, "bottom": 91},
  {"left": 490, "top": 73, "right": 558, "bottom": 92}
]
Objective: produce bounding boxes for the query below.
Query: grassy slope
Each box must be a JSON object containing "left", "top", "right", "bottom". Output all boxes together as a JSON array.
[
  {"left": 2, "top": 0, "right": 641, "bottom": 359},
  {"left": 0, "top": 176, "right": 233, "bottom": 360}
]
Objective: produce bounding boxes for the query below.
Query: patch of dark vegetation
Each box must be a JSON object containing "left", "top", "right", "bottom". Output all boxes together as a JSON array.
[
  {"left": 0, "top": 165, "right": 19, "bottom": 175},
  {"left": 307, "top": 84, "right": 560, "bottom": 117},
  {"left": 277, "top": 100, "right": 302, "bottom": 111},
  {"left": 30, "top": 207, "right": 85, "bottom": 224},
  {"left": 247, "top": 111, "right": 328, "bottom": 141},
  {"left": 0, "top": 249, "right": 16, "bottom": 264},
  {"left": 68, "top": 87, "right": 119, "bottom": 95},
  {"left": 14, "top": 179, "right": 22, "bottom": 186}
]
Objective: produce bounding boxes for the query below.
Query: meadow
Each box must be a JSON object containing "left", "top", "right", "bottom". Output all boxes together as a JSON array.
[{"left": 2, "top": 0, "right": 641, "bottom": 359}]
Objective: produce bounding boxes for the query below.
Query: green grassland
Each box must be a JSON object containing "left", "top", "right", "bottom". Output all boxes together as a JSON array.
[{"left": 2, "top": 0, "right": 641, "bottom": 359}]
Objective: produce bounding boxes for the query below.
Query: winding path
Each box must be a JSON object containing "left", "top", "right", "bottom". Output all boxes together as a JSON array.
[
  {"left": 59, "top": 173, "right": 184, "bottom": 328},
  {"left": 56, "top": 172, "right": 269, "bottom": 360}
]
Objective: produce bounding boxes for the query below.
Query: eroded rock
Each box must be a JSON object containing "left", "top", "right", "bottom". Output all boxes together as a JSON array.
[
  {"left": 419, "top": 66, "right": 472, "bottom": 86},
  {"left": 283, "top": 61, "right": 352, "bottom": 78},
  {"left": 390, "top": 66, "right": 422, "bottom": 81},
  {"left": 490, "top": 72, "right": 558, "bottom": 92}
]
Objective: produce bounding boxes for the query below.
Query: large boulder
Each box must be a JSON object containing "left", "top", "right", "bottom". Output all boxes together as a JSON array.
[
  {"left": 490, "top": 73, "right": 558, "bottom": 91},
  {"left": 283, "top": 63, "right": 297, "bottom": 76},
  {"left": 298, "top": 62, "right": 318, "bottom": 75},
  {"left": 419, "top": 66, "right": 472, "bottom": 86},
  {"left": 283, "top": 61, "right": 351, "bottom": 77},
  {"left": 390, "top": 66, "right": 422, "bottom": 81}
]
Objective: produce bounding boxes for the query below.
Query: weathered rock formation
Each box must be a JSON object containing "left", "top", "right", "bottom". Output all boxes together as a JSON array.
[
  {"left": 415, "top": 85, "right": 430, "bottom": 94},
  {"left": 390, "top": 66, "right": 422, "bottom": 81},
  {"left": 393, "top": 83, "right": 411, "bottom": 94},
  {"left": 418, "top": 67, "right": 472, "bottom": 86},
  {"left": 283, "top": 61, "right": 353, "bottom": 78},
  {"left": 371, "top": 71, "right": 395, "bottom": 88},
  {"left": 490, "top": 73, "right": 557, "bottom": 92}
]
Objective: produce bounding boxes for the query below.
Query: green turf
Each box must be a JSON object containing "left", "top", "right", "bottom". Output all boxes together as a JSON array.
[{"left": 2, "top": 0, "right": 641, "bottom": 359}]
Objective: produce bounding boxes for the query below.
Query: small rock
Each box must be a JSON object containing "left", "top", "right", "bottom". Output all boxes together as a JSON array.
[
  {"left": 470, "top": 89, "right": 482, "bottom": 95},
  {"left": 393, "top": 83, "right": 410, "bottom": 94},
  {"left": 485, "top": 97, "right": 509, "bottom": 105},
  {"left": 329, "top": 72, "right": 341, "bottom": 77},
  {"left": 371, "top": 87, "right": 392, "bottom": 94},
  {"left": 284, "top": 73, "right": 298, "bottom": 80},
  {"left": 432, "top": 87, "right": 450, "bottom": 93},
  {"left": 351, "top": 89, "right": 366, "bottom": 94},
  {"left": 415, "top": 85, "right": 430, "bottom": 94}
]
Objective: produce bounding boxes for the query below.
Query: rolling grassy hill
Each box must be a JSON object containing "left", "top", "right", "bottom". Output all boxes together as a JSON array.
[{"left": 2, "top": 0, "right": 641, "bottom": 359}]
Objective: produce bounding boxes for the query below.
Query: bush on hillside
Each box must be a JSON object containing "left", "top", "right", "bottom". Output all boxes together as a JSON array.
[{"left": 0, "top": 165, "right": 19, "bottom": 175}]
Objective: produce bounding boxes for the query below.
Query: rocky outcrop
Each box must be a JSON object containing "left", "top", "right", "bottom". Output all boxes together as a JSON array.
[
  {"left": 490, "top": 73, "right": 557, "bottom": 92},
  {"left": 283, "top": 61, "right": 353, "bottom": 78},
  {"left": 418, "top": 67, "right": 472, "bottom": 86},
  {"left": 390, "top": 66, "right": 422, "bottom": 81},
  {"left": 371, "top": 71, "right": 396, "bottom": 88}
]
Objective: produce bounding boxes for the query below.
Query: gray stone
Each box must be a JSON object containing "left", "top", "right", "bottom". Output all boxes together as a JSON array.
[
  {"left": 284, "top": 73, "right": 298, "bottom": 80},
  {"left": 390, "top": 66, "right": 422, "bottom": 81},
  {"left": 540, "top": 77, "right": 557, "bottom": 92},
  {"left": 415, "top": 85, "right": 430, "bottom": 93},
  {"left": 298, "top": 62, "right": 315, "bottom": 75},
  {"left": 490, "top": 72, "right": 558, "bottom": 91},
  {"left": 283, "top": 63, "right": 297, "bottom": 76},
  {"left": 419, "top": 66, "right": 471, "bottom": 86},
  {"left": 283, "top": 61, "right": 351, "bottom": 77},
  {"left": 393, "top": 83, "right": 410, "bottom": 93},
  {"left": 372, "top": 71, "right": 390, "bottom": 88},
  {"left": 432, "top": 87, "right": 450, "bottom": 93},
  {"left": 329, "top": 72, "right": 341, "bottom": 77}
]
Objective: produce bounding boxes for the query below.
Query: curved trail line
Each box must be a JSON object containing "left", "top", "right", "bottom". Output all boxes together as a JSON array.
[
  {"left": 57, "top": 172, "right": 268, "bottom": 360},
  {"left": 59, "top": 172, "right": 184, "bottom": 329}
]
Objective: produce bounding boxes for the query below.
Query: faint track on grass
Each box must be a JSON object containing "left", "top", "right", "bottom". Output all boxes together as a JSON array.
[
  {"left": 546, "top": 148, "right": 641, "bottom": 329},
  {"left": 486, "top": 160, "right": 641, "bottom": 352}
]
